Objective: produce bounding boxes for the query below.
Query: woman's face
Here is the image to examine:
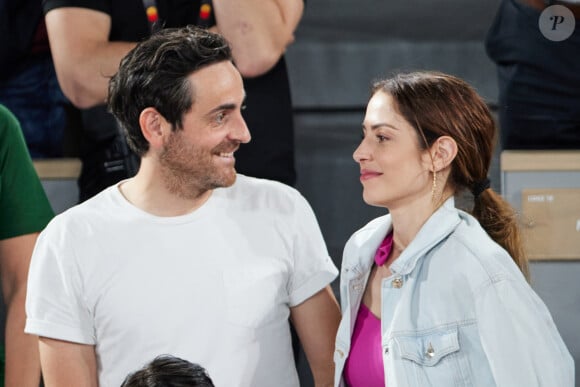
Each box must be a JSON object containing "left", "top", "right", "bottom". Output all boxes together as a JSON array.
[{"left": 353, "top": 91, "right": 432, "bottom": 209}]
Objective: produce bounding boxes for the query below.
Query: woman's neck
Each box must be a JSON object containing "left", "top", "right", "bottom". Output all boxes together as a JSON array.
[{"left": 388, "top": 189, "right": 454, "bottom": 252}]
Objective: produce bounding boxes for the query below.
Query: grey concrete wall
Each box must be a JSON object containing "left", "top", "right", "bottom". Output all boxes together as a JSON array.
[{"left": 287, "top": 0, "right": 501, "bottom": 109}]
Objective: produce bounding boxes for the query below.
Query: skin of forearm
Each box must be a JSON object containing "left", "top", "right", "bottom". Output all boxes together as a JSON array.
[
  {"left": 54, "top": 41, "right": 137, "bottom": 109},
  {"left": 211, "top": 0, "right": 302, "bottom": 77},
  {"left": 4, "top": 289, "right": 41, "bottom": 387},
  {"left": 0, "top": 234, "right": 41, "bottom": 387}
]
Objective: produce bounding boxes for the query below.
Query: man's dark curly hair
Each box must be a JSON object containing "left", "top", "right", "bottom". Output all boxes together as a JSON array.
[{"left": 108, "top": 25, "right": 232, "bottom": 156}]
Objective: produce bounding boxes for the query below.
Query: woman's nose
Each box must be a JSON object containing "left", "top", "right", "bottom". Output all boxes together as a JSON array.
[{"left": 353, "top": 141, "right": 368, "bottom": 163}]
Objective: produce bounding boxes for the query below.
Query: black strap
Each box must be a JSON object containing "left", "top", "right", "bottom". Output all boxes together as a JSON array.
[{"left": 471, "top": 178, "right": 491, "bottom": 198}]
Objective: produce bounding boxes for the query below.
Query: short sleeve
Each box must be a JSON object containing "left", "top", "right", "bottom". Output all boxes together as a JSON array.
[
  {"left": 42, "top": 0, "right": 111, "bottom": 15},
  {"left": 287, "top": 193, "right": 338, "bottom": 306},
  {"left": 25, "top": 222, "right": 96, "bottom": 345}
]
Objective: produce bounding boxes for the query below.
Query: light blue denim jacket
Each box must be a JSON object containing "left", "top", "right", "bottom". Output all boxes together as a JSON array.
[{"left": 334, "top": 198, "right": 574, "bottom": 387}]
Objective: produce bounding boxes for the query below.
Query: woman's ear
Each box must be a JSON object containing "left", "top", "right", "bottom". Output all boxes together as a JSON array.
[
  {"left": 430, "top": 135, "right": 458, "bottom": 172},
  {"left": 139, "top": 107, "right": 166, "bottom": 149}
]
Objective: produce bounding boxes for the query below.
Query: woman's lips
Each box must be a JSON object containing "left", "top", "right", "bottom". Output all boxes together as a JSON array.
[{"left": 359, "top": 169, "right": 382, "bottom": 181}]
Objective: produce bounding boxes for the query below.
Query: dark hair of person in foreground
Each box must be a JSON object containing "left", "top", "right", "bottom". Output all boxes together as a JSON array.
[{"left": 120, "top": 355, "right": 215, "bottom": 387}]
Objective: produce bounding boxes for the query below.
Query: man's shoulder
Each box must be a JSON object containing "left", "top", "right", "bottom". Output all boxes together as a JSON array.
[
  {"left": 230, "top": 174, "right": 299, "bottom": 197},
  {"left": 219, "top": 174, "right": 305, "bottom": 213},
  {"left": 46, "top": 185, "right": 117, "bottom": 228}
]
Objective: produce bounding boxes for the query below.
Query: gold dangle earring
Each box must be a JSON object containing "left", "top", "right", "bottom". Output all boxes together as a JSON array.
[{"left": 431, "top": 169, "right": 437, "bottom": 203}]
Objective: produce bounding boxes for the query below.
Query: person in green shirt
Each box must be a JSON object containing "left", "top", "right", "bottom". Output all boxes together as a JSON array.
[{"left": 0, "top": 104, "right": 54, "bottom": 387}]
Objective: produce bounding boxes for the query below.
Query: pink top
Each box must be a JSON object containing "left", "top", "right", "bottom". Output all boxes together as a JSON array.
[
  {"left": 343, "top": 233, "right": 393, "bottom": 387},
  {"left": 343, "top": 304, "right": 385, "bottom": 387}
]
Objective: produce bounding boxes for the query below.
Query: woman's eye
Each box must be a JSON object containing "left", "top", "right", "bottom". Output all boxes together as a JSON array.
[{"left": 377, "top": 135, "right": 388, "bottom": 142}]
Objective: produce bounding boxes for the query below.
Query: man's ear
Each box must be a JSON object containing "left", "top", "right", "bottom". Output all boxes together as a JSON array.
[
  {"left": 430, "top": 135, "right": 458, "bottom": 172},
  {"left": 139, "top": 107, "right": 166, "bottom": 148}
]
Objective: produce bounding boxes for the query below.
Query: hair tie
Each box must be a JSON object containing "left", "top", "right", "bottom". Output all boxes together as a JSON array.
[{"left": 471, "top": 178, "right": 490, "bottom": 198}]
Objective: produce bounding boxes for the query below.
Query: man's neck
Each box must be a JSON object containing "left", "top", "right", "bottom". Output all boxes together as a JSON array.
[{"left": 117, "top": 172, "right": 213, "bottom": 217}]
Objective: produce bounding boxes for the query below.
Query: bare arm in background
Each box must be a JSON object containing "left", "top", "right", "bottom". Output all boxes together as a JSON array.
[
  {"left": 45, "top": 1, "right": 302, "bottom": 108},
  {"left": 0, "top": 234, "right": 41, "bottom": 387},
  {"left": 290, "top": 285, "right": 341, "bottom": 387},
  {"left": 44, "top": 8, "right": 137, "bottom": 108},
  {"left": 211, "top": 0, "right": 304, "bottom": 77}
]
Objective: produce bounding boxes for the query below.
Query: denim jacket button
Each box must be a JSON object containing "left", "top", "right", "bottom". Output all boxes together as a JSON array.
[
  {"left": 426, "top": 342, "right": 435, "bottom": 358},
  {"left": 392, "top": 277, "right": 403, "bottom": 288},
  {"left": 336, "top": 349, "right": 344, "bottom": 358},
  {"left": 384, "top": 346, "right": 389, "bottom": 354}
]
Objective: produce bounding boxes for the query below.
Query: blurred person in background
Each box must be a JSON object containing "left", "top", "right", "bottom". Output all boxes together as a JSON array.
[
  {"left": 0, "top": 0, "right": 70, "bottom": 158},
  {"left": 486, "top": 0, "right": 580, "bottom": 149},
  {"left": 0, "top": 104, "right": 54, "bottom": 387}
]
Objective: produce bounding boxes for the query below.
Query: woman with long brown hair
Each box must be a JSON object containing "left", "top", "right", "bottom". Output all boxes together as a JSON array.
[{"left": 334, "top": 71, "right": 573, "bottom": 386}]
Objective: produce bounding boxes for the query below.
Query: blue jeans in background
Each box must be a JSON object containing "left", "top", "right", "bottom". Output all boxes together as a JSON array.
[{"left": 0, "top": 55, "right": 68, "bottom": 158}]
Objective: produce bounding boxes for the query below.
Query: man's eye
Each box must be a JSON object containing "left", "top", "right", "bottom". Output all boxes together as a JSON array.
[
  {"left": 377, "top": 135, "right": 389, "bottom": 142},
  {"left": 216, "top": 112, "right": 226, "bottom": 123}
]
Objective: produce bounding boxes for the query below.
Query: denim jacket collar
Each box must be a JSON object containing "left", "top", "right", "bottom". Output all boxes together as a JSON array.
[
  {"left": 343, "top": 197, "right": 462, "bottom": 278},
  {"left": 391, "top": 197, "right": 461, "bottom": 275}
]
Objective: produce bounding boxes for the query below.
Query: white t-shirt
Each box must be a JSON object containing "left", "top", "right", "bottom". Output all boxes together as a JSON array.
[{"left": 26, "top": 175, "right": 338, "bottom": 387}]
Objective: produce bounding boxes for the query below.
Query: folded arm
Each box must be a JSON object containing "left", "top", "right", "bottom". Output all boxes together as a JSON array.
[
  {"left": 212, "top": 0, "right": 304, "bottom": 77},
  {"left": 44, "top": 7, "right": 137, "bottom": 108}
]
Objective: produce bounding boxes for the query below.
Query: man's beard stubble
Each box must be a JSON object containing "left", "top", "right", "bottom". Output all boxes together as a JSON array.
[{"left": 159, "top": 132, "right": 238, "bottom": 200}]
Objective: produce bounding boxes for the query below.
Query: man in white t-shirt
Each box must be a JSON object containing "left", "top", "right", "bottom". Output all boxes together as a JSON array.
[{"left": 25, "top": 26, "right": 341, "bottom": 387}]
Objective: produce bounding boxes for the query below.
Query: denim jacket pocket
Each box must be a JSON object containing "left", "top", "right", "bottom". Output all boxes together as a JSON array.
[
  {"left": 397, "top": 327, "right": 460, "bottom": 366},
  {"left": 393, "top": 327, "right": 470, "bottom": 386}
]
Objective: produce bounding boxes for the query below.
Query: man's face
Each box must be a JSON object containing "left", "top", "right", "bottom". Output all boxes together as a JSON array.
[{"left": 159, "top": 61, "right": 250, "bottom": 198}]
